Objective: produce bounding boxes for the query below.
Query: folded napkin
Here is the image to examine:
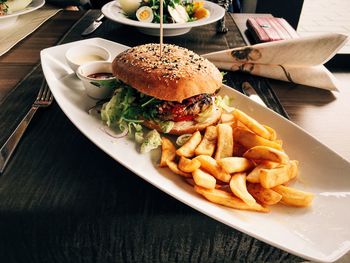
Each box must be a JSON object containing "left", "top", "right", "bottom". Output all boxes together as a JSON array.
[
  {"left": 202, "top": 33, "right": 349, "bottom": 91},
  {"left": 0, "top": 5, "right": 61, "bottom": 57}
]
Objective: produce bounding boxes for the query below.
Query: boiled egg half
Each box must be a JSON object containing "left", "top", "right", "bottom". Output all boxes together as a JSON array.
[{"left": 136, "top": 6, "right": 154, "bottom": 23}]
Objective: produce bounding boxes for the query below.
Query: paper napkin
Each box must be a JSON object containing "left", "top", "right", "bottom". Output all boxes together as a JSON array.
[{"left": 202, "top": 33, "right": 349, "bottom": 91}]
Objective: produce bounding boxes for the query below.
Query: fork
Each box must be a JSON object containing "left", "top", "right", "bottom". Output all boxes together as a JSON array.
[{"left": 0, "top": 82, "right": 53, "bottom": 174}]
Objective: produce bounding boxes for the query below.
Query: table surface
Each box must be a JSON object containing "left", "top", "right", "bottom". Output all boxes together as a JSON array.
[{"left": 0, "top": 9, "right": 349, "bottom": 263}]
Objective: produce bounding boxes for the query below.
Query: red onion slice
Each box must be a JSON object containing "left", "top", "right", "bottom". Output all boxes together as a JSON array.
[{"left": 100, "top": 126, "right": 128, "bottom": 138}]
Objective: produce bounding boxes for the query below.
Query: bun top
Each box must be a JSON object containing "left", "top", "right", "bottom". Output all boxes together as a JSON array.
[{"left": 112, "top": 44, "right": 223, "bottom": 102}]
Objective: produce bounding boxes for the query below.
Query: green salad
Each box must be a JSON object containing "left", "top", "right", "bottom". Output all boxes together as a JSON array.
[{"left": 119, "top": 0, "right": 210, "bottom": 24}]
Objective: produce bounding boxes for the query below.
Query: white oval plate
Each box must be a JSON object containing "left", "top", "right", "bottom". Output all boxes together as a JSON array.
[
  {"left": 102, "top": 0, "right": 225, "bottom": 36},
  {"left": 0, "top": 0, "right": 45, "bottom": 29},
  {"left": 41, "top": 38, "right": 350, "bottom": 263}
]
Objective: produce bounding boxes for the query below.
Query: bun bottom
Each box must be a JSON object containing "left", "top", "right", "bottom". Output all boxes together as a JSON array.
[{"left": 143, "top": 108, "right": 222, "bottom": 135}]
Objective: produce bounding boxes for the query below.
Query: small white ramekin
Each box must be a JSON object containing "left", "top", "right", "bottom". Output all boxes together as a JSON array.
[
  {"left": 76, "top": 61, "right": 117, "bottom": 99},
  {"left": 65, "top": 44, "right": 111, "bottom": 72}
]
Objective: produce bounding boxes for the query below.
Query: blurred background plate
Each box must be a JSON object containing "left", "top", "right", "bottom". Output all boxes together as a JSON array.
[
  {"left": 0, "top": 0, "right": 45, "bottom": 29},
  {"left": 101, "top": 0, "right": 225, "bottom": 36}
]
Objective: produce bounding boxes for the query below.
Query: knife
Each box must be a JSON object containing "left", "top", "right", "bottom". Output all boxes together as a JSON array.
[
  {"left": 241, "top": 82, "right": 267, "bottom": 107},
  {"left": 81, "top": 13, "right": 105, "bottom": 36}
]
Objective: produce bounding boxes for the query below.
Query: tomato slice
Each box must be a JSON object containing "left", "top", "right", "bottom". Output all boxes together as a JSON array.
[{"left": 174, "top": 115, "right": 194, "bottom": 122}]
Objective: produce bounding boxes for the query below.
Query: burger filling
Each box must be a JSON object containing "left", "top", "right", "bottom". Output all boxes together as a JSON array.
[
  {"left": 101, "top": 82, "right": 218, "bottom": 134},
  {"left": 156, "top": 94, "right": 213, "bottom": 122}
]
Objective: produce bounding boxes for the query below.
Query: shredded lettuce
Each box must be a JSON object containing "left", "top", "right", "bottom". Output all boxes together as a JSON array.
[
  {"left": 101, "top": 83, "right": 165, "bottom": 152},
  {"left": 135, "top": 131, "right": 144, "bottom": 143},
  {"left": 101, "top": 84, "right": 156, "bottom": 133},
  {"left": 130, "top": 123, "right": 144, "bottom": 143},
  {"left": 195, "top": 104, "right": 217, "bottom": 123},
  {"left": 215, "top": 95, "right": 235, "bottom": 113},
  {"left": 140, "top": 129, "right": 162, "bottom": 153},
  {"left": 158, "top": 120, "right": 174, "bottom": 133}
]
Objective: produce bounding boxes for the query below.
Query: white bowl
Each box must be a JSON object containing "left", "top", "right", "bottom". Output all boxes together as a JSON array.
[
  {"left": 0, "top": 0, "right": 45, "bottom": 29},
  {"left": 102, "top": 0, "right": 225, "bottom": 36},
  {"left": 65, "top": 45, "right": 111, "bottom": 72},
  {"left": 76, "top": 61, "right": 117, "bottom": 99}
]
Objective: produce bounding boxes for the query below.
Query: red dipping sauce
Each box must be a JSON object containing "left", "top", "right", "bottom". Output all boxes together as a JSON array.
[{"left": 87, "top": 72, "right": 114, "bottom": 79}]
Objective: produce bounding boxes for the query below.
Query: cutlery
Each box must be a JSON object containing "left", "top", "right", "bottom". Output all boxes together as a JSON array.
[
  {"left": 81, "top": 13, "right": 105, "bottom": 36},
  {"left": 224, "top": 72, "right": 290, "bottom": 119},
  {"left": 250, "top": 77, "right": 290, "bottom": 119},
  {"left": 241, "top": 81, "right": 267, "bottom": 107},
  {"left": 0, "top": 83, "right": 53, "bottom": 174}
]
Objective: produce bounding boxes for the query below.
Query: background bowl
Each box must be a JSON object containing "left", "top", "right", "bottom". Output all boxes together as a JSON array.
[
  {"left": 65, "top": 45, "right": 111, "bottom": 72},
  {"left": 101, "top": 0, "right": 225, "bottom": 36}
]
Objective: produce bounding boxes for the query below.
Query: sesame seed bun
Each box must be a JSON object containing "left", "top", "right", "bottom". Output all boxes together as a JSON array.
[{"left": 112, "top": 43, "right": 223, "bottom": 102}]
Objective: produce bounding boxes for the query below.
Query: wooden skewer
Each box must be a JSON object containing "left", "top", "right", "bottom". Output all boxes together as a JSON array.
[{"left": 160, "top": 0, "right": 163, "bottom": 56}]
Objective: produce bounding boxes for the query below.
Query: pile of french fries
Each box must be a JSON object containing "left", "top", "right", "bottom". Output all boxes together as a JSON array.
[{"left": 159, "top": 108, "right": 314, "bottom": 213}]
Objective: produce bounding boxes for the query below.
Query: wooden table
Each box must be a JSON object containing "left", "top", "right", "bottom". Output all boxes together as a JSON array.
[{"left": 0, "top": 10, "right": 349, "bottom": 263}]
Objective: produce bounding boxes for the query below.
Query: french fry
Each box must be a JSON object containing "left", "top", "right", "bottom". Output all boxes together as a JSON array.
[
  {"left": 246, "top": 161, "right": 279, "bottom": 183},
  {"left": 194, "top": 155, "right": 231, "bottom": 183},
  {"left": 259, "top": 160, "right": 299, "bottom": 188},
  {"left": 161, "top": 105, "right": 312, "bottom": 213},
  {"left": 194, "top": 126, "right": 217, "bottom": 156},
  {"left": 217, "top": 157, "right": 253, "bottom": 174},
  {"left": 243, "top": 146, "right": 289, "bottom": 164},
  {"left": 233, "top": 127, "right": 283, "bottom": 150},
  {"left": 233, "top": 109, "right": 271, "bottom": 139},
  {"left": 220, "top": 113, "right": 235, "bottom": 124},
  {"left": 159, "top": 137, "right": 176, "bottom": 167},
  {"left": 274, "top": 139, "right": 283, "bottom": 147},
  {"left": 236, "top": 121, "right": 250, "bottom": 129},
  {"left": 214, "top": 124, "right": 234, "bottom": 160},
  {"left": 272, "top": 185, "right": 314, "bottom": 207},
  {"left": 178, "top": 156, "right": 201, "bottom": 173},
  {"left": 176, "top": 131, "right": 202, "bottom": 157},
  {"left": 187, "top": 177, "right": 224, "bottom": 189},
  {"left": 259, "top": 164, "right": 290, "bottom": 189},
  {"left": 288, "top": 160, "right": 299, "bottom": 181},
  {"left": 194, "top": 186, "right": 269, "bottom": 212},
  {"left": 192, "top": 169, "right": 216, "bottom": 189},
  {"left": 263, "top": 125, "right": 277, "bottom": 141},
  {"left": 229, "top": 173, "right": 256, "bottom": 206},
  {"left": 247, "top": 183, "right": 282, "bottom": 205},
  {"left": 166, "top": 160, "right": 191, "bottom": 178}
]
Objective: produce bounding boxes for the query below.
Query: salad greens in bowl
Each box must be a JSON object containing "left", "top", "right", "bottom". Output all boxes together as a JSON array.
[
  {"left": 101, "top": 0, "right": 225, "bottom": 36},
  {"left": 119, "top": 0, "right": 210, "bottom": 24}
]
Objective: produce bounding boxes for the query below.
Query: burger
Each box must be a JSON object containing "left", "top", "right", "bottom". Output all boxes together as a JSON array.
[{"left": 101, "top": 43, "right": 223, "bottom": 136}]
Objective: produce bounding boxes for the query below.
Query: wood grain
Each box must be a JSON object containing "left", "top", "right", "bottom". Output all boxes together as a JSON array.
[{"left": 0, "top": 10, "right": 84, "bottom": 101}]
